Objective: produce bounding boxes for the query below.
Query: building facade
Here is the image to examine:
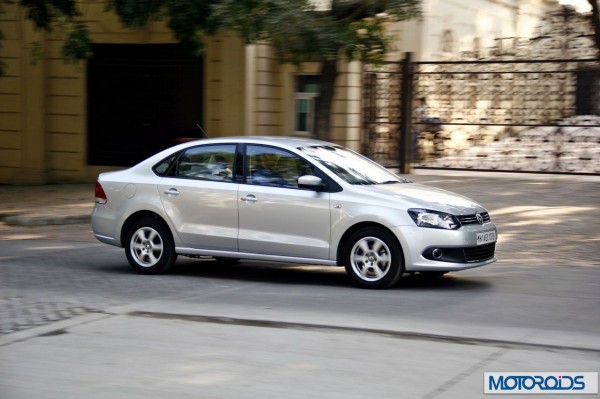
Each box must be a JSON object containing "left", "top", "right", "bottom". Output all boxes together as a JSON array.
[{"left": 0, "top": 0, "right": 557, "bottom": 184}]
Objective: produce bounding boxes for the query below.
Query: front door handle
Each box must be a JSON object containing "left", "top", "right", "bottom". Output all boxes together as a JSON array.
[
  {"left": 164, "top": 188, "right": 180, "bottom": 196},
  {"left": 241, "top": 194, "right": 257, "bottom": 203}
]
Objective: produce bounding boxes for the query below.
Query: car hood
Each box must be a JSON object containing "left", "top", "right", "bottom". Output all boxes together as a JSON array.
[{"left": 357, "top": 183, "right": 485, "bottom": 214}]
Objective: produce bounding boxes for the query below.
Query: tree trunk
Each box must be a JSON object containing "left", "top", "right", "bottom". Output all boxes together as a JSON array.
[{"left": 314, "top": 59, "right": 338, "bottom": 142}]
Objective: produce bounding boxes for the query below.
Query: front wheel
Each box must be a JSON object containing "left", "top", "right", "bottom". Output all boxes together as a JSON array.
[
  {"left": 125, "top": 218, "right": 177, "bottom": 274},
  {"left": 343, "top": 227, "right": 404, "bottom": 289}
]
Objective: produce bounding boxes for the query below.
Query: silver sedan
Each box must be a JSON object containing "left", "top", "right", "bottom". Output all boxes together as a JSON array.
[{"left": 92, "top": 136, "right": 497, "bottom": 289}]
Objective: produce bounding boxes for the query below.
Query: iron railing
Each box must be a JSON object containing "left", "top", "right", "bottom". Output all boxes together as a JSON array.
[{"left": 362, "top": 56, "right": 600, "bottom": 175}]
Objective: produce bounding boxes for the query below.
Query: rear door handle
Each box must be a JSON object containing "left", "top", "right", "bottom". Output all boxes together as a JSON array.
[
  {"left": 164, "top": 188, "right": 180, "bottom": 196},
  {"left": 241, "top": 194, "right": 257, "bottom": 203}
]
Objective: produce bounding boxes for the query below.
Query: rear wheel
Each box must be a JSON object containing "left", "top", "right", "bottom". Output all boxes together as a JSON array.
[
  {"left": 125, "top": 218, "right": 177, "bottom": 274},
  {"left": 343, "top": 227, "right": 404, "bottom": 289}
]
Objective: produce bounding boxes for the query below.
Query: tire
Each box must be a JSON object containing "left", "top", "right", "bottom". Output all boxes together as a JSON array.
[
  {"left": 343, "top": 227, "right": 404, "bottom": 289},
  {"left": 125, "top": 218, "right": 177, "bottom": 274}
]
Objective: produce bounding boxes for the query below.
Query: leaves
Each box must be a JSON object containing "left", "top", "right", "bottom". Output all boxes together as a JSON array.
[
  {"left": 106, "top": 0, "right": 165, "bottom": 27},
  {"left": 10, "top": 0, "right": 421, "bottom": 66},
  {"left": 61, "top": 22, "right": 92, "bottom": 61},
  {"left": 20, "top": 0, "right": 79, "bottom": 31},
  {"left": 209, "top": 0, "right": 420, "bottom": 64}
]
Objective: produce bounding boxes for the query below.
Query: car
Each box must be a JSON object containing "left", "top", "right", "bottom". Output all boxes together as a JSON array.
[{"left": 92, "top": 136, "right": 497, "bottom": 289}]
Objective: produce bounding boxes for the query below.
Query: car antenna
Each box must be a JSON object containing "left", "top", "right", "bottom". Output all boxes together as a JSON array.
[{"left": 196, "top": 123, "right": 209, "bottom": 138}]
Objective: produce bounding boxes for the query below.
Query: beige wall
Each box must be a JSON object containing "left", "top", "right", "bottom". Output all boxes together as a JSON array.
[
  {"left": 251, "top": 44, "right": 284, "bottom": 136},
  {"left": 0, "top": 1, "right": 364, "bottom": 184},
  {"left": 0, "top": 1, "right": 179, "bottom": 184},
  {"left": 395, "top": 0, "right": 557, "bottom": 61},
  {"left": 330, "top": 60, "right": 362, "bottom": 151},
  {"left": 205, "top": 34, "right": 246, "bottom": 137},
  {"left": 0, "top": 2, "right": 28, "bottom": 184}
]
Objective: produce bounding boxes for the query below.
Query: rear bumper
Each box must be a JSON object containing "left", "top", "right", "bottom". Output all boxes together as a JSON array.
[{"left": 91, "top": 204, "right": 122, "bottom": 247}]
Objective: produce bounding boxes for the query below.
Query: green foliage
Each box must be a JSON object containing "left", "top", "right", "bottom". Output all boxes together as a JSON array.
[
  {"left": 164, "top": 1, "right": 215, "bottom": 54},
  {"left": 1, "top": 0, "right": 420, "bottom": 77},
  {"left": 106, "top": 0, "right": 165, "bottom": 27},
  {"left": 105, "top": 0, "right": 421, "bottom": 63},
  {"left": 209, "top": 0, "right": 271, "bottom": 43},
  {"left": 61, "top": 22, "right": 92, "bottom": 61},
  {"left": 107, "top": 0, "right": 216, "bottom": 54},
  {"left": 209, "top": 0, "right": 421, "bottom": 64},
  {"left": 345, "top": 19, "right": 391, "bottom": 64},
  {"left": 0, "top": 0, "right": 94, "bottom": 74},
  {"left": 20, "top": 0, "right": 78, "bottom": 31}
]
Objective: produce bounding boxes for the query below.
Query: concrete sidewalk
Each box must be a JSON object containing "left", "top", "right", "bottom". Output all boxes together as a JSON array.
[
  {"left": 1, "top": 300, "right": 597, "bottom": 399},
  {"left": 0, "top": 183, "right": 95, "bottom": 226}
]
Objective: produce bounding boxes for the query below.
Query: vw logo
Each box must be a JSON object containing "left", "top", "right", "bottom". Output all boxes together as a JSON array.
[{"left": 476, "top": 213, "right": 484, "bottom": 224}]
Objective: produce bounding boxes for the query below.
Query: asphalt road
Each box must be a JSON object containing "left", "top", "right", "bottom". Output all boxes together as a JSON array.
[
  {"left": 1, "top": 221, "right": 599, "bottom": 343},
  {"left": 1, "top": 173, "right": 599, "bottom": 398}
]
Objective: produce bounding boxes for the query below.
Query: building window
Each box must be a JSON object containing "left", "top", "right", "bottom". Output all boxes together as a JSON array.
[
  {"left": 441, "top": 29, "right": 454, "bottom": 54},
  {"left": 473, "top": 37, "right": 481, "bottom": 58},
  {"left": 294, "top": 75, "right": 320, "bottom": 136}
]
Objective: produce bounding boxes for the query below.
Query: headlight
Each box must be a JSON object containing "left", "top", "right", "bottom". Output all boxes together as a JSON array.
[{"left": 408, "top": 209, "right": 460, "bottom": 230}]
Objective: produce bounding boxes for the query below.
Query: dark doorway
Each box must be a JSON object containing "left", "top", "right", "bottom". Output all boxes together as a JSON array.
[
  {"left": 87, "top": 44, "right": 204, "bottom": 166},
  {"left": 576, "top": 69, "right": 600, "bottom": 116}
]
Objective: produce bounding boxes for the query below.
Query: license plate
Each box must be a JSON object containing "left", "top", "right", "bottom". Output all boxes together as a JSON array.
[{"left": 476, "top": 230, "right": 496, "bottom": 245}]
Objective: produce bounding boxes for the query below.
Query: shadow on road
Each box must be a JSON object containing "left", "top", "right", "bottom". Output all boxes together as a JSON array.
[{"left": 95, "top": 257, "right": 492, "bottom": 291}]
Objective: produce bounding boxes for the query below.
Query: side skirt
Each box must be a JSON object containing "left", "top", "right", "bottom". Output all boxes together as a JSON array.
[{"left": 175, "top": 247, "right": 338, "bottom": 266}]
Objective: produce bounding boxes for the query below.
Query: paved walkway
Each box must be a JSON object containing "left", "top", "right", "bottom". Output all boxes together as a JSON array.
[{"left": 0, "top": 183, "right": 94, "bottom": 226}]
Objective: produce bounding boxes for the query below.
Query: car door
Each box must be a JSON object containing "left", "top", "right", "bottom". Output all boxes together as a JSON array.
[
  {"left": 158, "top": 144, "right": 239, "bottom": 251},
  {"left": 238, "top": 145, "right": 331, "bottom": 260}
]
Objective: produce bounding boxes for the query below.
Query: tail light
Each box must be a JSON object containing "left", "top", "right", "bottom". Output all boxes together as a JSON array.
[{"left": 95, "top": 182, "right": 108, "bottom": 204}]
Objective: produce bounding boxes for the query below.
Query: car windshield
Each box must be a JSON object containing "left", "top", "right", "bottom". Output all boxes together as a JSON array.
[{"left": 299, "top": 146, "right": 409, "bottom": 185}]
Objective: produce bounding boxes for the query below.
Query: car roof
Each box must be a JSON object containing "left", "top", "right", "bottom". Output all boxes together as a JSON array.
[
  {"left": 180, "top": 136, "right": 336, "bottom": 150},
  {"left": 138, "top": 136, "right": 340, "bottom": 169}
]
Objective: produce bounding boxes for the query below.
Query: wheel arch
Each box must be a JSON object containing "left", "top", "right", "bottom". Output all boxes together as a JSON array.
[
  {"left": 336, "top": 222, "right": 404, "bottom": 266},
  {"left": 120, "top": 211, "right": 170, "bottom": 247}
]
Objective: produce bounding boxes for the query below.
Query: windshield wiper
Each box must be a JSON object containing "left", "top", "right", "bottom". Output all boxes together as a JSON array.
[{"left": 378, "top": 179, "right": 409, "bottom": 184}]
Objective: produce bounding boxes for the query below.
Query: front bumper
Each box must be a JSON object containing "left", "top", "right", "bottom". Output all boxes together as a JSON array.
[{"left": 391, "top": 223, "right": 498, "bottom": 272}]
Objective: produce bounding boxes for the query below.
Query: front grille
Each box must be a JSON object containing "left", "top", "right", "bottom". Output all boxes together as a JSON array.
[
  {"left": 457, "top": 212, "right": 491, "bottom": 226},
  {"left": 464, "top": 243, "right": 496, "bottom": 262}
]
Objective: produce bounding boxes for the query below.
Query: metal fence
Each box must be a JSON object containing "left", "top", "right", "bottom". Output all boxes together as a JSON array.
[{"left": 362, "top": 57, "right": 600, "bottom": 174}]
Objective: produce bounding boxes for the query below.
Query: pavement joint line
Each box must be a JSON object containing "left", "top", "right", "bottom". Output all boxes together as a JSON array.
[
  {"left": 126, "top": 310, "right": 600, "bottom": 355},
  {"left": 0, "top": 311, "right": 115, "bottom": 347},
  {"left": 422, "top": 348, "right": 508, "bottom": 399}
]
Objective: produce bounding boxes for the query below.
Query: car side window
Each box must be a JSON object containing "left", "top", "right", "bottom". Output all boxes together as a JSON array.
[
  {"left": 247, "top": 145, "right": 315, "bottom": 188},
  {"left": 175, "top": 145, "right": 236, "bottom": 182},
  {"left": 153, "top": 153, "right": 179, "bottom": 176}
]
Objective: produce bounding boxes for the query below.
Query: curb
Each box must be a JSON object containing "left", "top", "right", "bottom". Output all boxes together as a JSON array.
[{"left": 2, "top": 214, "right": 91, "bottom": 226}]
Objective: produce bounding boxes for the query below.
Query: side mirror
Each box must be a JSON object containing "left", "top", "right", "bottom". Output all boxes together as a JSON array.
[{"left": 298, "top": 175, "right": 324, "bottom": 191}]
